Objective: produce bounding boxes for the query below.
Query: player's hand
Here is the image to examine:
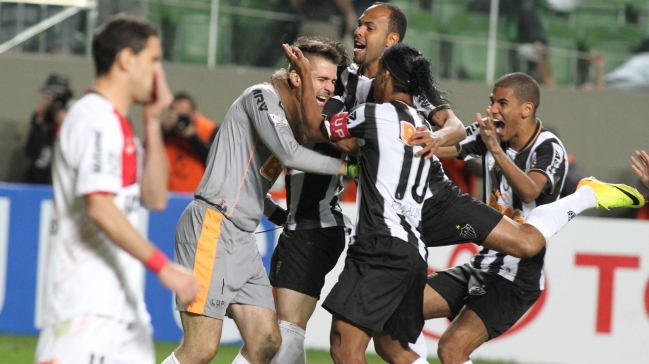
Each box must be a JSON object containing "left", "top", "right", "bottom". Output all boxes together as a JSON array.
[
  {"left": 410, "top": 126, "right": 443, "bottom": 159},
  {"left": 144, "top": 64, "right": 174, "bottom": 124},
  {"left": 477, "top": 108, "right": 500, "bottom": 151},
  {"left": 157, "top": 262, "right": 200, "bottom": 307},
  {"left": 282, "top": 44, "right": 311, "bottom": 78},
  {"left": 631, "top": 150, "right": 649, "bottom": 189}
]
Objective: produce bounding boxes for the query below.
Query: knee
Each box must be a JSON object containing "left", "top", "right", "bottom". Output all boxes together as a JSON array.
[
  {"left": 178, "top": 339, "right": 219, "bottom": 364},
  {"left": 437, "top": 334, "right": 473, "bottom": 364},
  {"left": 255, "top": 332, "right": 282, "bottom": 363}
]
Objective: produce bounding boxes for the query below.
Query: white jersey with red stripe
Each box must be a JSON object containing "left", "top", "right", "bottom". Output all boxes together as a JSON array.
[{"left": 42, "top": 93, "right": 148, "bottom": 326}]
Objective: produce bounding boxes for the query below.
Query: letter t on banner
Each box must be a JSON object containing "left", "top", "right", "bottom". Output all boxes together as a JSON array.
[{"left": 575, "top": 253, "right": 640, "bottom": 333}]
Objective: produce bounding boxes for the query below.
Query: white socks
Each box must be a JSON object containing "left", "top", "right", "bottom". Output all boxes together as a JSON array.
[
  {"left": 412, "top": 358, "right": 429, "bottom": 364},
  {"left": 408, "top": 332, "right": 428, "bottom": 360},
  {"left": 462, "top": 361, "right": 473, "bottom": 364},
  {"left": 525, "top": 186, "right": 596, "bottom": 242},
  {"left": 161, "top": 352, "right": 181, "bottom": 364},
  {"left": 232, "top": 353, "right": 251, "bottom": 364},
  {"left": 269, "top": 320, "right": 306, "bottom": 364}
]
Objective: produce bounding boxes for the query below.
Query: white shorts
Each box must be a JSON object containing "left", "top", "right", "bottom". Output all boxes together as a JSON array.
[{"left": 35, "top": 314, "right": 154, "bottom": 364}]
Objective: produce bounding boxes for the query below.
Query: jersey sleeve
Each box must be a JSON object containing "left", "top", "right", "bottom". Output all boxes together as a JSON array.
[
  {"left": 72, "top": 114, "right": 124, "bottom": 196},
  {"left": 326, "top": 104, "right": 371, "bottom": 142},
  {"left": 245, "top": 86, "right": 341, "bottom": 176},
  {"left": 413, "top": 93, "right": 451, "bottom": 120},
  {"left": 457, "top": 122, "right": 487, "bottom": 161},
  {"left": 528, "top": 140, "right": 567, "bottom": 194}
]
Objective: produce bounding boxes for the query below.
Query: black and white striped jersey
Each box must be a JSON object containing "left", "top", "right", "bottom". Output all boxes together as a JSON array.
[
  {"left": 329, "top": 63, "right": 451, "bottom": 119},
  {"left": 285, "top": 142, "right": 352, "bottom": 231},
  {"left": 327, "top": 100, "right": 447, "bottom": 260},
  {"left": 458, "top": 120, "right": 568, "bottom": 291}
]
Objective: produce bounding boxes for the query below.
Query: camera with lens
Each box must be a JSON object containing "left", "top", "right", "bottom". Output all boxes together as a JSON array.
[{"left": 176, "top": 113, "right": 193, "bottom": 132}]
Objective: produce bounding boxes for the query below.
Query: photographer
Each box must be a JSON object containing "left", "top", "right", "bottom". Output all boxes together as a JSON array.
[
  {"left": 163, "top": 92, "right": 218, "bottom": 193},
  {"left": 24, "top": 73, "right": 73, "bottom": 184}
]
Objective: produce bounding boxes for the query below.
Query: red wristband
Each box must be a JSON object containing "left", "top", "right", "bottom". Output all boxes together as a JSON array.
[{"left": 145, "top": 249, "right": 168, "bottom": 274}]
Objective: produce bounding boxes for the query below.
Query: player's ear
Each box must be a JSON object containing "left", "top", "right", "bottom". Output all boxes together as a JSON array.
[
  {"left": 522, "top": 101, "right": 534, "bottom": 118},
  {"left": 386, "top": 32, "right": 399, "bottom": 47},
  {"left": 289, "top": 70, "right": 301, "bottom": 88},
  {"left": 115, "top": 47, "right": 134, "bottom": 72}
]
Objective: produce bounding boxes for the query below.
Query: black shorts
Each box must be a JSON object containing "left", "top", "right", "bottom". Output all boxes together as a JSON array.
[
  {"left": 322, "top": 235, "right": 427, "bottom": 343},
  {"left": 427, "top": 264, "right": 541, "bottom": 339},
  {"left": 269, "top": 226, "right": 346, "bottom": 299},
  {"left": 422, "top": 185, "right": 503, "bottom": 247}
]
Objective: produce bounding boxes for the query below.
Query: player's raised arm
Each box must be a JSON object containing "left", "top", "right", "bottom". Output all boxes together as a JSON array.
[
  {"left": 282, "top": 44, "right": 330, "bottom": 142},
  {"left": 140, "top": 64, "right": 172, "bottom": 210}
]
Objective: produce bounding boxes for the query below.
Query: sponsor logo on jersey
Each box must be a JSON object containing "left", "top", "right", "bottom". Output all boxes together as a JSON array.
[
  {"left": 268, "top": 113, "right": 288, "bottom": 127},
  {"left": 469, "top": 286, "right": 486, "bottom": 295},
  {"left": 252, "top": 89, "right": 268, "bottom": 111},
  {"left": 209, "top": 299, "right": 226, "bottom": 309},
  {"left": 260, "top": 155, "right": 283, "bottom": 182},
  {"left": 459, "top": 224, "right": 477, "bottom": 240}
]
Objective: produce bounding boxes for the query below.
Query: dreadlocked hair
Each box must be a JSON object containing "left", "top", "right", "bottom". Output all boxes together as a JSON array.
[{"left": 381, "top": 43, "right": 447, "bottom": 106}]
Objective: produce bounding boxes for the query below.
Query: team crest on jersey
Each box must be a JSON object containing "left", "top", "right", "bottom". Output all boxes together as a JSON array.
[
  {"left": 268, "top": 113, "right": 288, "bottom": 126},
  {"left": 459, "top": 224, "right": 477, "bottom": 240},
  {"left": 469, "top": 286, "right": 486, "bottom": 295}
]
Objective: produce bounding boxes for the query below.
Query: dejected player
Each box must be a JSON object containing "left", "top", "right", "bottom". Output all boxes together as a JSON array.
[{"left": 36, "top": 14, "right": 199, "bottom": 364}]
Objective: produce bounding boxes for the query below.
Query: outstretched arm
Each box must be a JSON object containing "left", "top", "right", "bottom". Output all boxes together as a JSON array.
[
  {"left": 631, "top": 150, "right": 649, "bottom": 189},
  {"left": 409, "top": 109, "right": 465, "bottom": 159}
]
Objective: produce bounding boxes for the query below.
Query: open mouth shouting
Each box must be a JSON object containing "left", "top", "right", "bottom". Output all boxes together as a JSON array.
[
  {"left": 493, "top": 118, "right": 506, "bottom": 136},
  {"left": 354, "top": 40, "right": 366, "bottom": 57},
  {"left": 315, "top": 93, "right": 330, "bottom": 108}
]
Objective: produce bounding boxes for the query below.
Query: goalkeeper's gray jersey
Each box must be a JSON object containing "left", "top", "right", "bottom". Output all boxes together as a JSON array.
[{"left": 194, "top": 83, "right": 342, "bottom": 232}]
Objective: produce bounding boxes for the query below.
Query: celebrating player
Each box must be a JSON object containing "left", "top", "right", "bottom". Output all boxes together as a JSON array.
[
  {"left": 286, "top": 38, "right": 645, "bottom": 363},
  {"left": 423, "top": 72, "right": 568, "bottom": 364},
  {"left": 267, "top": 37, "right": 354, "bottom": 364},
  {"left": 35, "top": 14, "right": 199, "bottom": 364},
  {"left": 162, "top": 38, "right": 356, "bottom": 364}
]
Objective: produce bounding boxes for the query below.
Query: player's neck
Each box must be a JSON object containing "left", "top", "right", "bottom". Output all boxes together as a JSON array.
[
  {"left": 384, "top": 92, "right": 413, "bottom": 105},
  {"left": 93, "top": 77, "right": 133, "bottom": 116},
  {"left": 509, "top": 117, "right": 539, "bottom": 151},
  {"left": 361, "top": 61, "right": 379, "bottom": 78}
]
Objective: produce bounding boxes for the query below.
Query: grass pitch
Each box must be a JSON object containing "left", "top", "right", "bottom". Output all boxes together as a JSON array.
[{"left": 0, "top": 333, "right": 512, "bottom": 364}]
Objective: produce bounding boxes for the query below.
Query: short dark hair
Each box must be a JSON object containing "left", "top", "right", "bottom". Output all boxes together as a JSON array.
[
  {"left": 289, "top": 36, "right": 350, "bottom": 70},
  {"left": 173, "top": 92, "right": 196, "bottom": 110},
  {"left": 380, "top": 43, "right": 447, "bottom": 106},
  {"left": 494, "top": 72, "right": 541, "bottom": 115},
  {"left": 92, "top": 13, "right": 159, "bottom": 76},
  {"left": 373, "top": 2, "right": 407, "bottom": 42}
]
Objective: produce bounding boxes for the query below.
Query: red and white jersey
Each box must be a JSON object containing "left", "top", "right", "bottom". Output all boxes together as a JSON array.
[{"left": 42, "top": 93, "right": 148, "bottom": 326}]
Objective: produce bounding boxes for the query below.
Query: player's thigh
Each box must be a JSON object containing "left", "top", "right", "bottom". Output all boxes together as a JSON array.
[
  {"left": 112, "top": 321, "right": 155, "bottom": 364},
  {"left": 425, "top": 265, "right": 473, "bottom": 320},
  {"left": 482, "top": 217, "right": 545, "bottom": 258},
  {"left": 179, "top": 311, "right": 224, "bottom": 351},
  {"left": 274, "top": 287, "right": 318, "bottom": 329},
  {"left": 422, "top": 185, "right": 503, "bottom": 247},
  {"left": 270, "top": 227, "right": 346, "bottom": 300},
  {"left": 228, "top": 303, "right": 279, "bottom": 346},
  {"left": 36, "top": 315, "right": 151, "bottom": 364}
]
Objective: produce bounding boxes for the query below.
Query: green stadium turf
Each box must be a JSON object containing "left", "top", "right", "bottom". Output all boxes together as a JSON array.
[{"left": 0, "top": 333, "right": 512, "bottom": 363}]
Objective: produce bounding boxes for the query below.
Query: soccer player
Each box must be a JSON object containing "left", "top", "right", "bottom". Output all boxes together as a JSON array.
[
  {"left": 267, "top": 37, "right": 354, "bottom": 364},
  {"left": 163, "top": 39, "right": 356, "bottom": 364},
  {"left": 423, "top": 72, "right": 568, "bottom": 364},
  {"left": 286, "top": 42, "right": 645, "bottom": 364},
  {"left": 35, "top": 14, "right": 199, "bottom": 364}
]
